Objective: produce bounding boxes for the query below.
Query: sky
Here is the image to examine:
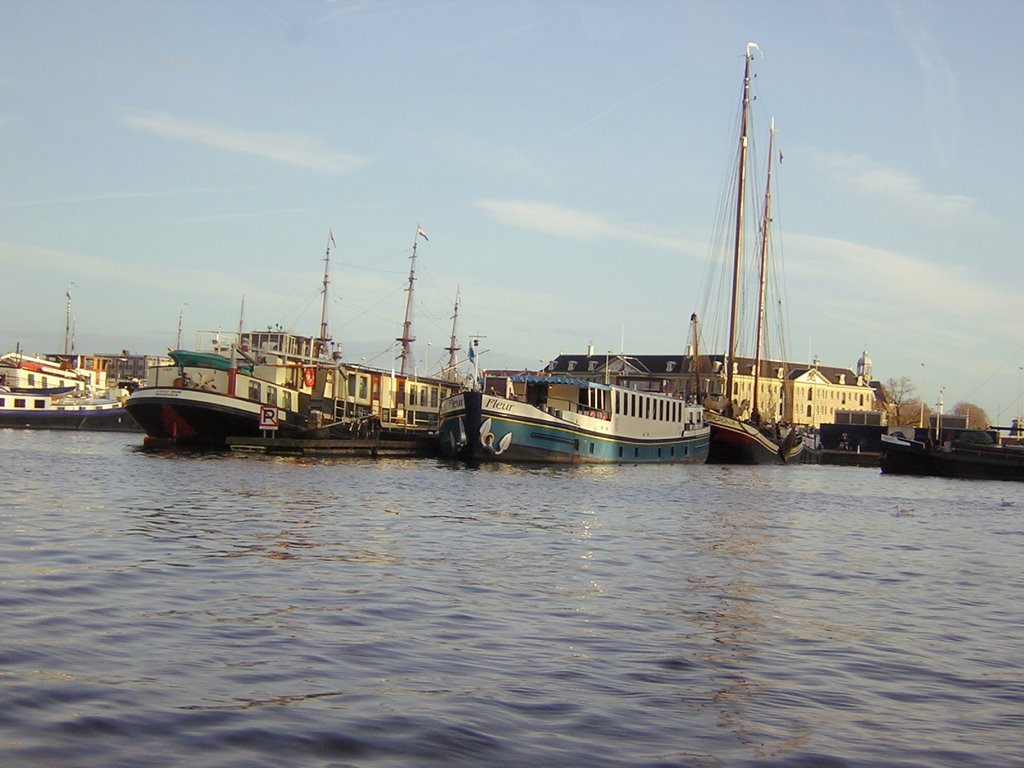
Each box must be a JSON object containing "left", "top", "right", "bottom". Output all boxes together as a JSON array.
[{"left": 3, "top": 0, "right": 1024, "bottom": 424}]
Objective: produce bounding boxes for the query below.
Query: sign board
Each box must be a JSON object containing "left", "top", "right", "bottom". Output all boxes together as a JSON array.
[{"left": 259, "top": 405, "right": 280, "bottom": 431}]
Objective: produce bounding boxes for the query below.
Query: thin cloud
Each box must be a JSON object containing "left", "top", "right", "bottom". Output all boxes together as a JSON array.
[
  {"left": 787, "top": 231, "right": 1015, "bottom": 337},
  {"left": 0, "top": 187, "right": 248, "bottom": 210},
  {"left": 120, "top": 110, "right": 368, "bottom": 174},
  {"left": 889, "top": 2, "right": 960, "bottom": 168},
  {"left": 475, "top": 198, "right": 703, "bottom": 256},
  {"left": 810, "top": 150, "right": 984, "bottom": 224}
]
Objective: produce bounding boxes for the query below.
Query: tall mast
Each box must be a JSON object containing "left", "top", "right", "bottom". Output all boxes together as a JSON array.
[
  {"left": 397, "top": 224, "right": 427, "bottom": 375},
  {"left": 445, "top": 286, "right": 461, "bottom": 380},
  {"left": 690, "top": 312, "right": 702, "bottom": 402},
  {"left": 752, "top": 118, "right": 775, "bottom": 423},
  {"left": 317, "top": 229, "right": 335, "bottom": 359},
  {"left": 64, "top": 285, "right": 73, "bottom": 356},
  {"left": 725, "top": 42, "right": 758, "bottom": 418}
]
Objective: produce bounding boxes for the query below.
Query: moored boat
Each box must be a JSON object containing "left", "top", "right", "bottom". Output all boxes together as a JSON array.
[
  {"left": 126, "top": 228, "right": 462, "bottom": 449},
  {"left": 699, "top": 43, "right": 802, "bottom": 465},
  {"left": 0, "top": 387, "right": 137, "bottom": 431},
  {"left": 880, "top": 430, "right": 1024, "bottom": 481},
  {"left": 0, "top": 345, "right": 138, "bottom": 432},
  {"left": 438, "top": 374, "right": 709, "bottom": 464}
]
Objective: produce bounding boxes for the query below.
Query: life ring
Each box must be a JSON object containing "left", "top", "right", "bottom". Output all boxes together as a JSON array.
[{"left": 304, "top": 367, "right": 316, "bottom": 388}]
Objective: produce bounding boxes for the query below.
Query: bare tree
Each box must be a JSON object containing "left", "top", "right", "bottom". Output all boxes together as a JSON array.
[
  {"left": 952, "top": 401, "right": 989, "bottom": 428},
  {"left": 882, "top": 376, "right": 921, "bottom": 426}
]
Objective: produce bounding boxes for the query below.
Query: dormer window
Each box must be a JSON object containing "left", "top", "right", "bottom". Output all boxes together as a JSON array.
[
  {"left": 666, "top": 361, "right": 677, "bottom": 373},
  {"left": 568, "top": 361, "right": 577, "bottom": 372},
  {"left": 588, "top": 361, "right": 597, "bottom": 371}
]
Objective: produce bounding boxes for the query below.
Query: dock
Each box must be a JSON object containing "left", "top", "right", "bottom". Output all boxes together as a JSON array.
[
  {"left": 802, "top": 448, "right": 880, "bottom": 467},
  {"left": 226, "top": 434, "right": 436, "bottom": 458}
]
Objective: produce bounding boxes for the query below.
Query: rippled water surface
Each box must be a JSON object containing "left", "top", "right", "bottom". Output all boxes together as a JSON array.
[{"left": 1, "top": 430, "right": 1022, "bottom": 767}]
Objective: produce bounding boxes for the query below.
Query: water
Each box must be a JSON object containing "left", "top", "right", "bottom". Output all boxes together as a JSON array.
[{"left": 1, "top": 430, "right": 1021, "bottom": 767}]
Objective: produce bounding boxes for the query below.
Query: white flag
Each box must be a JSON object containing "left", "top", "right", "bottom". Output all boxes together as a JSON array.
[{"left": 416, "top": 226, "right": 428, "bottom": 242}]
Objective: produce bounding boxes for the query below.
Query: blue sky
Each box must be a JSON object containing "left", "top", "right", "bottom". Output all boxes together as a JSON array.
[{"left": 3, "top": 0, "right": 1024, "bottom": 423}]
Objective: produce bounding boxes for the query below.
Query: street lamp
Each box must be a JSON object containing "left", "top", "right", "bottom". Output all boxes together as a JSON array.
[
  {"left": 919, "top": 362, "right": 925, "bottom": 429},
  {"left": 1017, "top": 366, "right": 1023, "bottom": 437}
]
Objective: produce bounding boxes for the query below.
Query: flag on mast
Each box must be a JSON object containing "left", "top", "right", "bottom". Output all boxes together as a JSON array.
[
  {"left": 329, "top": 229, "right": 336, "bottom": 248},
  {"left": 416, "top": 225, "right": 428, "bottom": 242}
]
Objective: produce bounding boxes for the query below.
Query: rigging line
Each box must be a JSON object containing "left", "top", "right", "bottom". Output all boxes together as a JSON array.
[
  {"left": 334, "top": 260, "right": 404, "bottom": 275},
  {"left": 961, "top": 341, "right": 1024, "bottom": 403}
]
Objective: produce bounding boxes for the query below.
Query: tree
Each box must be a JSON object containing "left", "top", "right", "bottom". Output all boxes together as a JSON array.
[
  {"left": 882, "top": 376, "right": 922, "bottom": 426},
  {"left": 952, "top": 401, "right": 989, "bottom": 428}
]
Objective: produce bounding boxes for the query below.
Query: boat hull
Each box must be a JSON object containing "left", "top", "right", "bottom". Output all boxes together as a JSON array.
[
  {"left": 0, "top": 406, "right": 138, "bottom": 432},
  {"left": 438, "top": 390, "right": 710, "bottom": 464},
  {"left": 880, "top": 434, "right": 1024, "bottom": 481},
  {"left": 0, "top": 389, "right": 138, "bottom": 432},
  {"left": 705, "top": 411, "right": 803, "bottom": 465},
  {"left": 125, "top": 387, "right": 306, "bottom": 447}
]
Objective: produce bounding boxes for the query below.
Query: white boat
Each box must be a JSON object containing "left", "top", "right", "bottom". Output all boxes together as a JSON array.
[
  {"left": 0, "top": 349, "right": 137, "bottom": 432},
  {"left": 438, "top": 373, "right": 709, "bottom": 464}
]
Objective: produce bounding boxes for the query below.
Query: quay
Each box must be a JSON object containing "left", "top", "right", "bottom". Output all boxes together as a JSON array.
[{"left": 226, "top": 434, "right": 437, "bottom": 458}]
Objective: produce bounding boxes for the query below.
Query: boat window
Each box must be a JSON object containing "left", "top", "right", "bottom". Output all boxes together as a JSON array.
[
  {"left": 15, "top": 398, "right": 25, "bottom": 408},
  {"left": 34, "top": 399, "right": 45, "bottom": 409},
  {"left": 283, "top": 391, "right": 292, "bottom": 411},
  {"left": 359, "top": 376, "right": 369, "bottom": 400},
  {"left": 348, "top": 375, "right": 357, "bottom": 398},
  {"left": 248, "top": 381, "right": 261, "bottom": 401},
  {"left": 266, "top": 386, "right": 277, "bottom": 405},
  {"left": 431, "top": 387, "right": 439, "bottom": 408}
]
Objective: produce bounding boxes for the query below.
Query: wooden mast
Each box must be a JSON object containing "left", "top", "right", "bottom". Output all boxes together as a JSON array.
[
  {"left": 724, "top": 42, "right": 757, "bottom": 418},
  {"left": 397, "top": 224, "right": 427, "bottom": 375},
  {"left": 690, "top": 312, "right": 702, "bottom": 403},
  {"left": 751, "top": 118, "right": 775, "bottom": 424},
  {"left": 445, "top": 286, "right": 461, "bottom": 380},
  {"left": 316, "top": 229, "right": 334, "bottom": 360}
]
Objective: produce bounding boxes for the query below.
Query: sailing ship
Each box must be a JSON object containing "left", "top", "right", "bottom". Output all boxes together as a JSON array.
[
  {"left": 126, "top": 227, "right": 461, "bottom": 448},
  {"left": 698, "top": 43, "right": 802, "bottom": 464},
  {"left": 438, "top": 353, "right": 710, "bottom": 464}
]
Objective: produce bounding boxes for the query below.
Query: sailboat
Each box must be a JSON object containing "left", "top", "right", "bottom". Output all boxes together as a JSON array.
[{"left": 700, "top": 43, "right": 803, "bottom": 464}]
